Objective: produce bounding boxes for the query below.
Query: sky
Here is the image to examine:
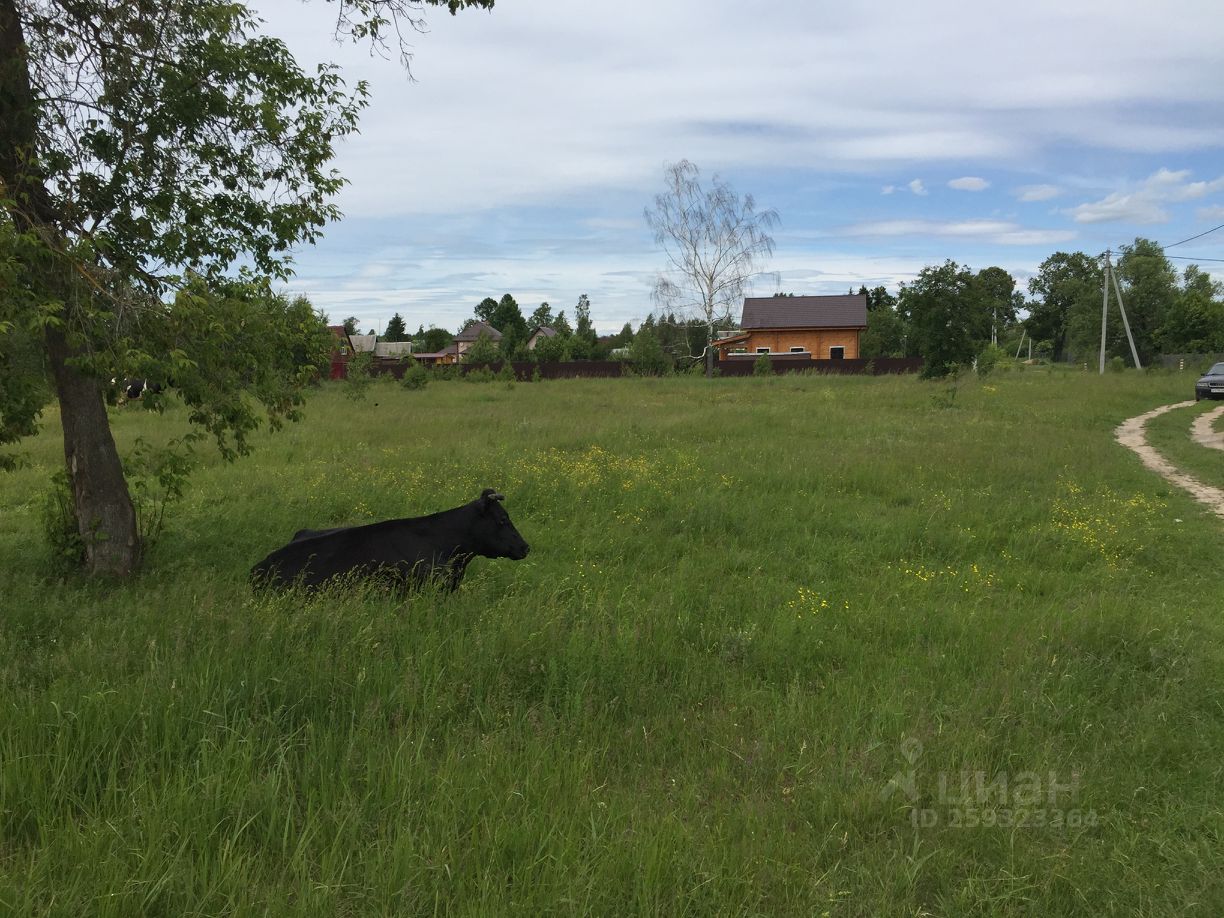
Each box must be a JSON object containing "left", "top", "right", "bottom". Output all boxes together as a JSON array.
[{"left": 254, "top": 0, "right": 1224, "bottom": 335}]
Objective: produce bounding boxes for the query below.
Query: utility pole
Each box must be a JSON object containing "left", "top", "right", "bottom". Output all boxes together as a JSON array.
[
  {"left": 1111, "top": 264, "right": 1142, "bottom": 370},
  {"left": 1099, "top": 250, "right": 1142, "bottom": 374},
  {"left": 1099, "top": 251, "right": 1110, "bottom": 374}
]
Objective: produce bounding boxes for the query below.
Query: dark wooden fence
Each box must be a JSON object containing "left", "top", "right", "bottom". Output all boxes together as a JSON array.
[
  {"left": 369, "top": 360, "right": 627, "bottom": 381},
  {"left": 714, "top": 356, "right": 923, "bottom": 376},
  {"left": 365, "top": 356, "right": 922, "bottom": 381}
]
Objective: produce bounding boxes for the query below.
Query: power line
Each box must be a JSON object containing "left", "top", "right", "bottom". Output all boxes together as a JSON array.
[{"left": 1163, "top": 222, "right": 1224, "bottom": 250}]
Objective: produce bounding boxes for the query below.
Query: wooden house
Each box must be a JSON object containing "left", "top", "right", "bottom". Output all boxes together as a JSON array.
[
  {"left": 327, "top": 326, "right": 355, "bottom": 379},
  {"left": 526, "top": 326, "right": 557, "bottom": 350},
  {"left": 713, "top": 294, "right": 868, "bottom": 361}
]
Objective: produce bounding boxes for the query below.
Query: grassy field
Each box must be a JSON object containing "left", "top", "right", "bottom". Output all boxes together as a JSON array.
[{"left": 2, "top": 368, "right": 1223, "bottom": 916}]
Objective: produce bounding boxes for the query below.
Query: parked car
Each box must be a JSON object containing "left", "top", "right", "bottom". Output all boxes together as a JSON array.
[{"left": 1195, "top": 362, "right": 1224, "bottom": 401}]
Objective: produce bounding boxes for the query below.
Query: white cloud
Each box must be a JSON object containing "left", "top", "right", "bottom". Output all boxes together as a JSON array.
[
  {"left": 247, "top": 0, "right": 1224, "bottom": 324},
  {"left": 1196, "top": 205, "right": 1224, "bottom": 221},
  {"left": 842, "top": 219, "right": 1075, "bottom": 246},
  {"left": 1069, "top": 168, "right": 1224, "bottom": 224},
  {"left": 1016, "top": 184, "right": 1061, "bottom": 202},
  {"left": 948, "top": 176, "right": 990, "bottom": 191},
  {"left": 908, "top": 179, "right": 928, "bottom": 196}
]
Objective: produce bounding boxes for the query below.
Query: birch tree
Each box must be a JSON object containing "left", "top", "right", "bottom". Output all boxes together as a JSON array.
[{"left": 645, "top": 160, "right": 778, "bottom": 377}]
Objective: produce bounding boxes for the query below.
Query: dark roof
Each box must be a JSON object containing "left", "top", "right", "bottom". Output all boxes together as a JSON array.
[
  {"left": 456, "top": 321, "right": 503, "bottom": 342},
  {"left": 741, "top": 294, "right": 867, "bottom": 329},
  {"left": 530, "top": 326, "right": 557, "bottom": 339}
]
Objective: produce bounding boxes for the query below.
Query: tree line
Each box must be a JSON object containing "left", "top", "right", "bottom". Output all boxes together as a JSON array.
[{"left": 856, "top": 237, "right": 1223, "bottom": 376}]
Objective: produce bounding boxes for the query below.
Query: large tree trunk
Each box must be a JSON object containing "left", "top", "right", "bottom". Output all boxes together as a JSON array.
[
  {"left": 3, "top": 0, "right": 141, "bottom": 576},
  {"left": 45, "top": 323, "right": 141, "bottom": 576},
  {"left": 705, "top": 322, "right": 715, "bottom": 378}
]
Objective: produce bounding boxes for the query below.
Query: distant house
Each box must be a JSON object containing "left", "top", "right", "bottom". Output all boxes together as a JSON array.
[
  {"left": 526, "top": 326, "right": 557, "bottom": 350},
  {"left": 713, "top": 294, "right": 868, "bottom": 361},
  {"left": 373, "top": 340, "right": 413, "bottom": 359},
  {"left": 348, "top": 333, "right": 377, "bottom": 354},
  {"left": 455, "top": 321, "right": 503, "bottom": 358},
  {"left": 327, "top": 326, "right": 355, "bottom": 379}
]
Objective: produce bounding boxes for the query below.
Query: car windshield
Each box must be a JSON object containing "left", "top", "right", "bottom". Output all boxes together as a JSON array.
[{"left": 1209, "top": 363, "right": 1224, "bottom": 376}]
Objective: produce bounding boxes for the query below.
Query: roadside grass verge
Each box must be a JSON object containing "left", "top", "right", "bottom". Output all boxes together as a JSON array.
[
  {"left": 1144, "top": 398, "right": 1224, "bottom": 491},
  {"left": 2, "top": 369, "right": 1223, "bottom": 915}
]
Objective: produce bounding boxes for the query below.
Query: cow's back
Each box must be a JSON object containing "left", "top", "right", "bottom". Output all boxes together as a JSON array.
[{"left": 251, "top": 517, "right": 463, "bottom": 590}]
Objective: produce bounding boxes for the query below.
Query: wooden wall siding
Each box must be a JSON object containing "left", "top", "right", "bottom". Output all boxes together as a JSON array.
[{"left": 722, "top": 329, "right": 861, "bottom": 359}]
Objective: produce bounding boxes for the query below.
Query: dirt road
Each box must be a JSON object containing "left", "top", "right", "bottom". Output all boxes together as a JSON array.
[
  {"left": 1115, "top": 402, "right": 1224, "bottom": 519},
  {"left": 1190, "top": 404, "right": 1224, "bottom": 452}
]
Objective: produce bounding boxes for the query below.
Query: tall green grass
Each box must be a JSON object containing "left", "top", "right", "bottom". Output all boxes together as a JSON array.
[{"left": 2, "top": 369, "right": 1222, "bottom": 915}]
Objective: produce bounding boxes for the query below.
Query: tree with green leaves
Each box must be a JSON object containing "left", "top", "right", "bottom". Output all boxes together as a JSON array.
[
  {"left": 462, "top": 331, "right": 500, "bottom": 365},
  {"left": 1026, "top": 252, "right": 1102, "bottom": 361},
  {"left": 0, "top": 0, "right": 495, "bottom": 576},
  {"left": 529, "top": 302, "right": 554, "bottom": 330},
  {"left": 1157, "top": 265, "right": 1224, "bottom": 354},
  {"left": 629, "top": 323, "right": 671, "bottom": 375},
  {"left": 474, "top": 297, "right": 499, "bottom": 323},
  {"left": 899, "top": 261, "right": 985, "bottom": 377},
  {"left": 490, "top": 293, "right": 528, "bottom": 355},
  {"left": 384, "top": 313, "right": 408, "bottom": 342},
  {"left": 415, "top": 325, "right": 454, "bottom": 354},
  {"left": 1116, "top": 238, "right": 1178, "bottom": 363},
  {"left": 646, "top": 160, "right": 778, "bottom": 377},
  {"left": 533, "top": 332, "right": 570, "bottom": 363},
  {"left": 343, "top": 316, "right": 361, "bottom": 336},
  {"left": 973, "top": 267, "right": 1017, "bottom": 345},
  {"left": 568, "top": 294, "right": 598, "bottom": 360}
]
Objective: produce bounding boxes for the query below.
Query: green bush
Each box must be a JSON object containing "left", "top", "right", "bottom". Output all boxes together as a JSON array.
[
  {"left": 402, "top": 361, "right": 429, "bottom": 390},
  {"left": 497, "top": 362, "right": 517, "bottom": 388},
  {"left": 976, "top": 344, "right": 1005, "bottom": 377},
  {"left": 40, "top": 468, "right": 85, "bottom": 576},
  {"left": 753, "top": 353, "right": 773, "bottom": 377},
  {"left": 629, "top": 327, "right": 671, "bottom": 376},
  {"left": 344, "top": 351, "right": 374, "bottom": 401},
  {"left": 1108, "top": 355, "right": 1127, "bottom": 373}
]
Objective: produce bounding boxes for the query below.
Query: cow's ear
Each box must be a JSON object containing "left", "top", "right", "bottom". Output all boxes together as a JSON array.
[{"left": 480, "top": 488, "right": 505, "bottom": 506}]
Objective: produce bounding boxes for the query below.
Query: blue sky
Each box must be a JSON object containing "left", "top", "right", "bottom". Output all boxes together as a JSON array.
[{"left": 255, "top": 0, "right": 1224, "bottom": 334}]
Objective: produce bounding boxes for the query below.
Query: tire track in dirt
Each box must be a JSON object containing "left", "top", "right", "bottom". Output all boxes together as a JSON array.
[
  {"left": 1114, "top": 402, "right": 1224, "bottom": 519},
  {"left": 1190, "top": 405, "right": 1224, "bottom": 452}
]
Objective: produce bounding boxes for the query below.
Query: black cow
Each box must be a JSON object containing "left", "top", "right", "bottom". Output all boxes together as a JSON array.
[{"left": 250, "top": 488, "right": 529, "bottom": 593}]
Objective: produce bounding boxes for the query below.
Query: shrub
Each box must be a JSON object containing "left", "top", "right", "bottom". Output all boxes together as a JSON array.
[
  {"left": 344, "top": 351, "right": 374, "bottom": 400},
  {"left": 40, "top": 468, "right": 84, "bottom": 576},
  {"left": 462, "top": 331, "right": 500, "bottom": 366},
  {"left": 402, "top": 361, "right": 429, "bottom": 390},
  {"left": 1108, "top": 355, "right": 1126, "bottom": 373},
  {"left": 497, "top": 362, "right": 517, "bottom": 388},
  {"left": 629, "top": 327, "right": 671, "bottom": 376},
  {"left": 976, "top": 344, "right": 1005, "bottom": 377},
  {"left": 753, "top": 353, "right": 773, "bottom": 377}
]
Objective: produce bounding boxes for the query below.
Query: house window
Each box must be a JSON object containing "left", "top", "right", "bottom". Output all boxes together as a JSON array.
[
  {"left": 756, "top": 347, "right": 769, "bottom": 354},
  {"left": 790, "top": 346, "right": 805, "bottom": 353},
  {"left": 732, "top": 347, "right": 747, "bottom": 354},
  {"left": 830, "top": 346, "right": 845, "bottom": 360}
]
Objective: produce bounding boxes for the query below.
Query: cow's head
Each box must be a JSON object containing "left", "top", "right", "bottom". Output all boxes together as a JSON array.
[{"left": 469, "top": 488, "right": 530, "bottom": 560}]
